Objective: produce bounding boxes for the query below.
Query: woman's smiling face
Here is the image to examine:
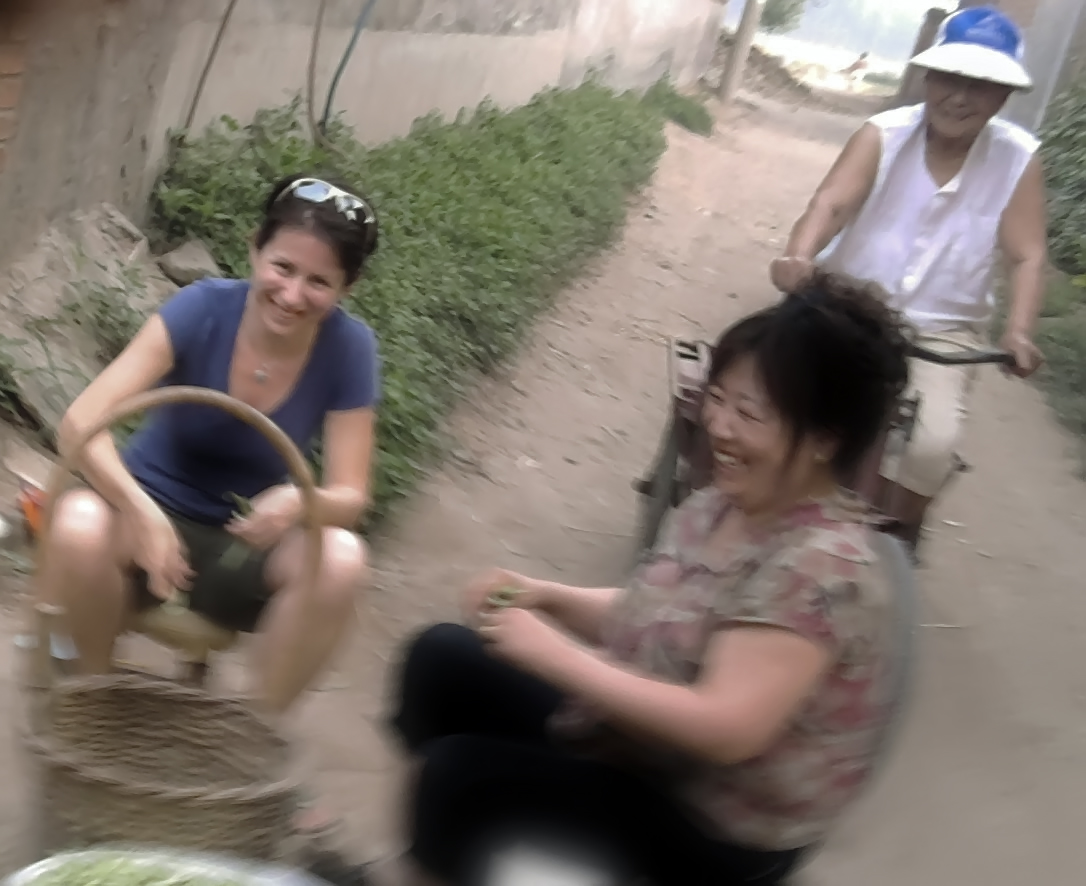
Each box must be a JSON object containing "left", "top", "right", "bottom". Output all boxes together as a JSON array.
[
  {"left": 248, "top": 226, "right": 348, "bottom": 337},
  {"left": 924, "top": 70, "right": 1012, "bottom": 142},
  {"left": 702, "top": 356, "right": 831, "bottom": 516}
]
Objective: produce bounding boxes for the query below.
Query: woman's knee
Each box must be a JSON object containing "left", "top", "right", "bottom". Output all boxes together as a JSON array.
[
  {"left": 273, "top": 526, "right": 366, "bottom": 614},
  {"left": 45, "top": 490, "right": 117, "bottom": 563},
  {"left": 390, "top": 624, "right": 482, "bottom": 740},
  {"left": 403, "top": 623, "right": 482, "bottom": 679},
  {"left": 318, "top": 527, "right": 366, "bottom": 595}
]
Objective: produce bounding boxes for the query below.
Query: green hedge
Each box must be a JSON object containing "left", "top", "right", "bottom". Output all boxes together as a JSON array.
[
  {"left": 1041, "top": 79, "right": 1086, "bottom": 276},
  {"left": 151, "top": 82, "right": 669, "bottom": 524},
  {"left": 1029, "top": 81, "right": 1086, "bottom": 458}
]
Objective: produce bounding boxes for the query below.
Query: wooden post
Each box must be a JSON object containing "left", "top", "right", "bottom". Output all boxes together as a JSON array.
[
  {"left": 718, "top": 0, "right": 766, "bottom": 107},
  {"left": 891, "top": 7, "right": 949, "bottom": 109}
]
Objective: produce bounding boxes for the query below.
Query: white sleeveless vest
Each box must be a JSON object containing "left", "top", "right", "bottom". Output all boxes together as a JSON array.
[{"left": 820, "top": 103, "right": 1038, "bottom": 333}]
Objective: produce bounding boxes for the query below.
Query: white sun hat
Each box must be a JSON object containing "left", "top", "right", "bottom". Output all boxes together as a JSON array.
[{"left": 910, "top": 5, "right": 1032, "bottom": 91}]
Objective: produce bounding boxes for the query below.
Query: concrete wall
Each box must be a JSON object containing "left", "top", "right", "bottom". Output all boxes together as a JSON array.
[
  {"left": 169, "top": 0, "right": 719, "bottom": 141},
  {"left": 0, "top": 0, "right": 183, "bottom": 268},
  {"left": 0, "top": 4, "right": 30, "bottom": 177},
  {"left": 0, "top": 0, "right": 720, "bottom": 271},
  {"left": 1001, "top": 0, "right": 1086, "bottom": 131}
]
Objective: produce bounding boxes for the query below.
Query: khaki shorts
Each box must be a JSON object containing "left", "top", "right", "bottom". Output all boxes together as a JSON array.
[{"left": 880, "top": 329, "right": 984, "bottom": 498}]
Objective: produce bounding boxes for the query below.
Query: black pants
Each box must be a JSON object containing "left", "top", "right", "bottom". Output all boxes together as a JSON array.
[{"left": 388, "top": 623, "right": 803, "bottom": 886}]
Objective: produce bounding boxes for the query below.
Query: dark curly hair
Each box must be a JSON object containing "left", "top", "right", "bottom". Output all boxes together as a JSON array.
[
  {"left": 706, "top": 270, "right": 911, "bottom": 478},
  {"left": 254, "top": 173, "right": 379, "bottom": 285}
]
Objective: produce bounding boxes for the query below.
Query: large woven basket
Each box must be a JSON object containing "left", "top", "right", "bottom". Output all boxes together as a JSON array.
[
  {"left": 24, "top": 674, "right": 299, "bottom": 860},
  {"left": 21, "top": 387, "right": 325, "bottom": 862}
]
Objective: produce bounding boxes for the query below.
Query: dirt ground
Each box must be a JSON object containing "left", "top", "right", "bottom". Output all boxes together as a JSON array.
[{"left": 0, "top": 92, "right": 1079, "bottom": 882}]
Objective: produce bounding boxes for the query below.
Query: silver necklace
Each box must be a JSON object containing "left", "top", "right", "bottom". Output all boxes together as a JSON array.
[{"left": 254, "top": 364, "right": 270, "bottom": 384}]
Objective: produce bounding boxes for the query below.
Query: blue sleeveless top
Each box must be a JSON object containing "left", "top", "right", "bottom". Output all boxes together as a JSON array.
[{"left": 122, "top": 278, "right": 381, "bottom": 525}]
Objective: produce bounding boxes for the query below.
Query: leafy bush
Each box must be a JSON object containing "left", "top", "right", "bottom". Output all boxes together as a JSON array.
[
  {"left": 152, "top": 82, "right": 667, "bottom": 524},
  {"left": 1031, "top": 80, "right": 1086, "bottom": 460},
  {"left": 641, "top": 78, "right": 713, "bottom": 136},
  {"left": 1033, "top": 278, "right": 1086, "bottom": 445},
  {"left": 761, "top": 0, "right": 807, "bottom": 35},
  {"left": 1040, "top": 79, "right": 1086, "bottom": 276},
  {"left": 862, "top": 70, "right": 901, "bottom": 89}
]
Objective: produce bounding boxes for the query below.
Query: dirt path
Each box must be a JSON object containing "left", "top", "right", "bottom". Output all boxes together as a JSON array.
[
  {"left": 298, "top": 97, "right": 1082, "bottom": 882},
  {"left": 0, "top": 96, "right": 1079, "bottom": 882}
]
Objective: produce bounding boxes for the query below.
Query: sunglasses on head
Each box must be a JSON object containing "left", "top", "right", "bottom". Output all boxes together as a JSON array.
[{"left": 277, "top": 177, "right": 376, "bottom": 225}]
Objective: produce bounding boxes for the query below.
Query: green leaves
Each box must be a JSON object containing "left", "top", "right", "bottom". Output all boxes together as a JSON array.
[
  {"left": 151, "top": 83, "right": 668, "bottom": 528},
  {"left": 641, "top": 78, "right": 714, "bottom": 136},
  {"left": 1041, "top": 80, "right": 1086, "bottom": 277},
  {"left": 218, "top": 492, "right": 253, "bottom": 569},
  {"left": 32, "top": 854, "right": 242, "bottom": 886},
  {"left": 762, "top": 0, "right": 807, "bottom": 35}
]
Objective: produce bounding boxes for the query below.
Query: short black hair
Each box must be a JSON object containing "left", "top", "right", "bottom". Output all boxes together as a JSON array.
[
  {"left": 707, "top": 270, "right": 910, "bottom": 478},
  {"left": 255, "top": 173, "right": 379, "bottom": 285}
]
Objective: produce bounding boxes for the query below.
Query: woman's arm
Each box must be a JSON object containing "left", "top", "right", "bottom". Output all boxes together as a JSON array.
[
  {"left": 263, "top": 407, "right": 374, "bottom": 529},
  {"left": 58, "top": 316, "right": 176, "bottom": 518},
  {"left": 544, "top": 624, "right": 830, "bottom": 765},
  {"left": 315, "top": 406, "right": 374, "bottom": 526},
  {"left": 484, "top": 542, "right": 849, "bottom": 765},
  {"left": 999, "top": 154, "right": 1048, "bottom": 374},
  {"left": 534, "top": 582, "right": 621, "bottom": 645},
  {"left": 781, "top": 122, "right": 881, "bottom": 261}
]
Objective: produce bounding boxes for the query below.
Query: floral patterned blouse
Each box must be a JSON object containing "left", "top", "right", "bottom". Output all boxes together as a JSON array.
[{"left": 550, "top": 486, "right": 895, "bottom": 851}]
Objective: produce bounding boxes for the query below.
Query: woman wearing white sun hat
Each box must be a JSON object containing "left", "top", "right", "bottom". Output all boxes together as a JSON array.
[{"left": 769, "top": 5, "right": 1048, "bottom": 551}]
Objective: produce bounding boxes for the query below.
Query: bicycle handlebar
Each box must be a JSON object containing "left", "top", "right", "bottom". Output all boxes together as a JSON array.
[{"left": 906, "top": 343, "right": 1015, "bottom": 367}]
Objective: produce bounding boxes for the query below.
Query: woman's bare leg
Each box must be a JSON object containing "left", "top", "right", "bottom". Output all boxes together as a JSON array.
[
  {"left": 36, "top": 490, "right": 131, "bottom": 672},
  {"left": 252, "top": 527, "right": 366, "bottom": 715}
]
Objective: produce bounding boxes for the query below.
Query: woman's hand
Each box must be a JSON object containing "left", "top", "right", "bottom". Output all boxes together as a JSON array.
[
  {"left": 461, "top": 567, "right": 547, "bottom": 628},
  {"left": 226, "top": 484, "right": 302, "bottom": 551},
  {"left": 127, "top": 501, "right": 192, "bottom": 601},
  {"left": 1000, "top": 330, "right": 1044, "bottom": 378},
  {"left": 476, "top": 607, "right": 579, "bottom": 683},
  {"left": 769, "top": 256, "right": 816, "bottom": 294}
]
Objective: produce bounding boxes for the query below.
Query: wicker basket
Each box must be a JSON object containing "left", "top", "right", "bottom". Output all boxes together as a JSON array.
[
  {"left": 21, "top": 387, "right": 325, "bottom": 862},
  {"left": 24, "top": 673, "right": 299, "bottom": 860}
]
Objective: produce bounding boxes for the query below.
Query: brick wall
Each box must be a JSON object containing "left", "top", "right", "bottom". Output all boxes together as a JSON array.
[{"left": 0, "top": 5, "right": 30, "bottom": 175}]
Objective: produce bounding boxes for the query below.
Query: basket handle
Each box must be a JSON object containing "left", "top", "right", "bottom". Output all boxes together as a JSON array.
[{"left": 31, "top": 386, "right": 323, "bottom": 683}]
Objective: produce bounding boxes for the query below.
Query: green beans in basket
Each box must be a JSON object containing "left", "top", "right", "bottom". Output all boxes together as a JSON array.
[
  {"left": 218, "top": 492, "right": 254, "bottom": 570},
  {"left": 29, "top": 855, "right": 243, "bottom": 886}
]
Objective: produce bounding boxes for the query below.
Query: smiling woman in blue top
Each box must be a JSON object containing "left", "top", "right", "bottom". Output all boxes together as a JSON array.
[{"left": 39, "top": 174, "right": 380, "bottom": 715}]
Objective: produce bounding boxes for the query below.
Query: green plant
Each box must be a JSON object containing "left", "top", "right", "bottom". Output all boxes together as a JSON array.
[
  {"left": 63, "top": 272, "right": 148, "bottom": 364},
  {"left": 1003, "top": 271, "right": 1086, "bottom": 468},
  {"left": 152, "top": 83, "right": 666, "bottom": 525},
  {"left": 641, "top": 78, "right": 713, "bottom": 136},
  {"left": 761, "top": 0, "right": 807, "bottom": 34},
  {"left": 32, "top": 855, "right": 241, "bottom": 886},
  {"left": 862, "top": 70, "right": 901, "bottom": 89},
  {"left": 1041, "top": 80, "right": 1086, "bottom": 276}
]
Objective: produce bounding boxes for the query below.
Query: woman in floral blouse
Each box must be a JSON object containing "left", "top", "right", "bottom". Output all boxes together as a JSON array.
[{"left": 385, "top": 271, "right": 910, "bottom": 886}]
